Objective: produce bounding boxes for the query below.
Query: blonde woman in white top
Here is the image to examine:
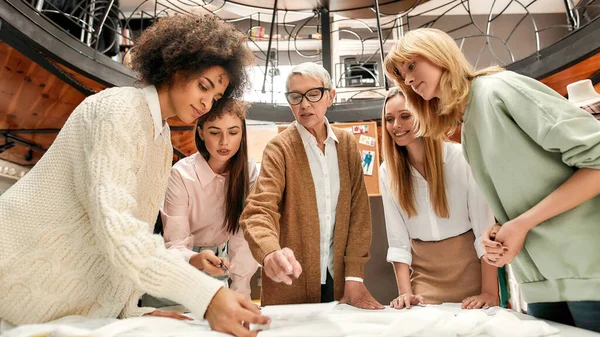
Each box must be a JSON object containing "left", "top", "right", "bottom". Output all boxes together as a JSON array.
[{"left": 380, "top": 88, "right": 499, "bottom": 309}]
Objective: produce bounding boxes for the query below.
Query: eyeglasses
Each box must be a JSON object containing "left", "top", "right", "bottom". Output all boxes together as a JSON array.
[{"left": 285, "top": 87, "right": 330, "bottom": 106}]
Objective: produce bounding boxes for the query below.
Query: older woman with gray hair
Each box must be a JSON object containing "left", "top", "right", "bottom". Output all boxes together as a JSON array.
[{"left": 240, "top": 62, "right": 383, "bottom": 309}]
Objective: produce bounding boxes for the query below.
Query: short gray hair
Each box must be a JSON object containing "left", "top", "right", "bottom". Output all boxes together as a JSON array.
[{"left": 286, "top": 62, "right": 334, "bottom": 91}]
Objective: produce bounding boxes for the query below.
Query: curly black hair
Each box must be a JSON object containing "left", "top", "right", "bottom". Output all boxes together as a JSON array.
[{"left": 131, "top": 14, "right": 254, "bottom": 99}]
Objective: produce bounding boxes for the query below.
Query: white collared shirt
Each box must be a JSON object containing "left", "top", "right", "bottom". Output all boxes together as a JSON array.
[
  {"left": 143, "top": 85, "right": 170, "bottom": 143},
  {"left": 294, "top": 119, "right": 342, "bottom": 285},
  {"left": 379, "top": 142, "right": 494, "bottom": 266}
]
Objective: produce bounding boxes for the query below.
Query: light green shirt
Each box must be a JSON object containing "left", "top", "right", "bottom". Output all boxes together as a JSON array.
[{"left": 462, "top": 70, "right": 600, "bottom": 303}]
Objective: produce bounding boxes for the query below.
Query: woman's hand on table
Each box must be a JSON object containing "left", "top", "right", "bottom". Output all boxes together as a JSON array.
[
  {"left": 340, "top": 281, "right": 384, "bottom": 310},
  {"left": 461, "top": 292, "right": 499, "bottom": 309},
  {"left": 390, "top": 293, "right": 424, "bottom": 309},
  {"left": 205, "top": 287, "right": 270, "bottom": 337},
  {"left": 143, "top": 310, "right": 192, "bottom": 320}
]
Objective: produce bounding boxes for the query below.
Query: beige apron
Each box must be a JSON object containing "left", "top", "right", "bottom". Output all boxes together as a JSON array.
[{"left": 410, "top": 229, "right": 482, "bottom": 304}]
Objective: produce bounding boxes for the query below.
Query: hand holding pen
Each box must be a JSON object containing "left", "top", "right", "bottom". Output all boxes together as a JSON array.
[
  {"left": 219, "top": 260, "right": 230, "bottom": 274},
  {"left": 189, "top": 250, "right": 231, "bottom": 277}
]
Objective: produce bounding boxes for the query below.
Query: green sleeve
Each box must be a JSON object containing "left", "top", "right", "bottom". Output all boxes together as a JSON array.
[{"left": 490, "top": 72, "right": 600, "bottom": 169}]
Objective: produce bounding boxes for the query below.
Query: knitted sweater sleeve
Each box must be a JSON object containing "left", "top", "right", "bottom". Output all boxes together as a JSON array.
[
  {"left": 119, "top": 290, "right": 155, "bottom": 318},
  {"left": 83, "top": 102, "right": 223, "bottom": 318},
  {"left": 239, "top": 141, "right": 286, "bottom": 265},
  {"left": 343, "top": 134, "right": 372, "bottom": 278}
]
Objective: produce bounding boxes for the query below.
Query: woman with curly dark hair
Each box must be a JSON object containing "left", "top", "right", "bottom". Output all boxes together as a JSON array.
[{"left": 0, "top": 14, "right": 268, "bottom": 337}]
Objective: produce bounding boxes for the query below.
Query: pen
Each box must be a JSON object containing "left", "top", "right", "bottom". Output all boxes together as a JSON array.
[{"left": 219, "top": 261, "right": 229, "bottom": 273}]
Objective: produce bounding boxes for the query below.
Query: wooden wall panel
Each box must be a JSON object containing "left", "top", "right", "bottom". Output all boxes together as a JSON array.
[
  {"left": 0, "top": 44, "right": 88, "bottom": 129},
  {"left": 540, "top": 52, "right": 600, "bottom": 97},
  {"left": 171, "top": 129, "right": 196, "bottom": 158},
  {"left": 0, "top": 43, "right": 88, "bottom": 165}
]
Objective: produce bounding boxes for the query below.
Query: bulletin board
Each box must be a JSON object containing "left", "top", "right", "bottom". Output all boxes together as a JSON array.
[
  {"left": 277, "top": 121, "right": 380, "bottom": 196},
  {"left": 333, "top": 121, "right": 380, "bottom": 196}
]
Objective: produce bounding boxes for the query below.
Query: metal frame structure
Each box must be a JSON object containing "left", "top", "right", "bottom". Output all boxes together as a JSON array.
[
  {"left": 0, "top": 0, "right": 599, "bottom": 157},
  {"left": 4, "top": 0, "right": 599, "bottom": 104},
  {"left": 0, "top": 132, "right": 48, "bottom": 161}
]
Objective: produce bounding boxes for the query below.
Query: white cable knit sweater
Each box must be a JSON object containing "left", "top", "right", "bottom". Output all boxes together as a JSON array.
[{"left": 0, "top": 87, "right": 223, "bottom": 325}]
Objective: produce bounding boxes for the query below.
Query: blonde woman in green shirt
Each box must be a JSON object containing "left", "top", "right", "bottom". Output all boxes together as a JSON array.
[{"left": 383, "top": 28, "right": 600, "bottom": 332}]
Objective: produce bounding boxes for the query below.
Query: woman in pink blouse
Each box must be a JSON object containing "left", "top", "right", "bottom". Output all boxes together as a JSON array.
[{"left": 158, "top": 99, "right": 258, "bottom": 303}]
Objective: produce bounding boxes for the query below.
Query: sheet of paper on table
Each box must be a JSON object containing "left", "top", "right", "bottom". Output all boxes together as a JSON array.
[
  {"left": 251, "top": 301, "right": 338, "bottom": 332},
  {"left": 253, "top": 303, "right": 560, "bottom": 337},
  {"left": 261, "top": 301, "right": 338, "bottom": 320}
]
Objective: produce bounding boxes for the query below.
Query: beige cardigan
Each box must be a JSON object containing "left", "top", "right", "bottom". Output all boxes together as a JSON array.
[{"left": 240, "top": 123, "right": 372, "bottom": 305}]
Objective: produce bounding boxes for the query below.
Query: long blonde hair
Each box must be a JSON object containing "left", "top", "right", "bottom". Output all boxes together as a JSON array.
[
  {"left": 382, "top": 88, "right": 449, "bottom": 218},
  {"left": 384, "top": 28, "right": 502, "bottom": 139}
]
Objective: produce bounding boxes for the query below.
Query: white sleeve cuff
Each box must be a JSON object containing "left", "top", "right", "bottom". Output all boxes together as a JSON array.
[
  {"left": 165, "top": 247, "right": 195, "bottom": 263},
  {"left": 179, "top": 248, "right": 196, "bottom": 263},
  {"left": 345, "top": 277, "right": 363, "bottom": 283},
  {"left": 387, "top": 247, "right": 412, "bottom": 266},
  {"left": 474, "top": 235, "right": 485, "bottom": 259}
]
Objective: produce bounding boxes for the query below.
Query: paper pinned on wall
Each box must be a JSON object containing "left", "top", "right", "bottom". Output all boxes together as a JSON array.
[
  {"left": 358, "top": 135, "right": 376, "bottom": 147},
  {"left": 352, "top": 125, "right": 369, "bottom": 134},
  {"left": 361, "top": 150, "right": 375, "bottom": 176}
]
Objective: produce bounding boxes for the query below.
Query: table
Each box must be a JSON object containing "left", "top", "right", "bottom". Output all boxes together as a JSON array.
[{"left": 1, "top": 303, "right": 598, "bottom": 337}]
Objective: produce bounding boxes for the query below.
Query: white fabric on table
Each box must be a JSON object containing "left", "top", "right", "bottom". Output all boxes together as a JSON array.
[
  {"left": 0, "top": 304, "right": 563, "bottom": 337},
  {"left": 0, "top": 316, "right": 231, "bottom": 337}
]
